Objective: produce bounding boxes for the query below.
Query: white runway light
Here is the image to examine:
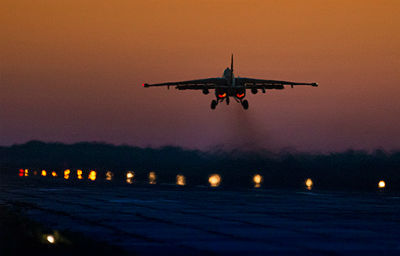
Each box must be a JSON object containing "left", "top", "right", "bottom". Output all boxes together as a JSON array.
[
  {"left": 305, "top": 178, "right": 313, "bottom": 190},
  {"left": 253, "top": 174, "right": 263, "bottom": 188},
  {"left": 126, "top": 171, "right": 135, "bottom": 179},
  {"left": 46, "top": 235, "right": 55, "bottom": 244},
  {"left": 209, "top": 174, "right": 221, "bottom": 187}
]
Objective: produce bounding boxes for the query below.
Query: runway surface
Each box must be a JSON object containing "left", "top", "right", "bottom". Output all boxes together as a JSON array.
[{"left": 1, "top": 174, "right": 400, "bottom": 255}]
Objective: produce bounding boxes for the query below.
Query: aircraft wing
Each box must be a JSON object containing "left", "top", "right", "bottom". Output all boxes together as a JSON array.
[
  {"left": 237, "top": 77, "right": 318, "bottom": 89},
  {"left": 143, "top": 78, "right": 228, "bottom": 90}
]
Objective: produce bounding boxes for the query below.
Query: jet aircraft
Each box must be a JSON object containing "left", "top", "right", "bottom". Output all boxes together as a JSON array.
[{"left": 143, "top": 55, "right": 318, "bottom": 109}]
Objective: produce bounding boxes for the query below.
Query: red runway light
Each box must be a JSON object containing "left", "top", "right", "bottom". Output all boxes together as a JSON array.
[{"left": 236, "top": 93, "right": 245, "bottom": 98}]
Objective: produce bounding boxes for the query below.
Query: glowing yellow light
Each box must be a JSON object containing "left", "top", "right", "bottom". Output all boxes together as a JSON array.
[
  {"left": 24, "top": 169, "right": 29, "bottom": 177},
  {"left": 209, "top": 174, "right": 221, "bottom": 187},
  {"left": 125, "top": 171, "right": 134, "bottom": 184},
  {"left": 253, "top": 174, "right": 263, "bottom": 188},
  {"left": 77, "top": 169, "right": 83, "bottom": 180},
  {"left": 88, "top": 170, "right": 96, "bottom": 181},
  {"left": 46, "top": 235, "right": 55, "bottom": 244},
  {"left": 126, "top": 171, "right": 135, "bottom": 179},
  {"left": 106, "top": 171, "right": 114, "bottom": 181},
  {"left": 41, "top": 170, "right": 47, "bottom": 176},
  {"left": 378, "top": 180, "right": 386, "bottom": 188},
  {"left": 176, "top": 174, "right": 186, "bottom": 186},
  {"left": 305, "top": 178, "right": 313, "bottom": 190},
  {"left": 149, "top": 172, "right": 157, "bottom": 184},
  {"left": 64, "top": 169, "right": 70, "bottom": 180},
  {"left": 51, "top": 171, "right": 57, "bottom": 177}
]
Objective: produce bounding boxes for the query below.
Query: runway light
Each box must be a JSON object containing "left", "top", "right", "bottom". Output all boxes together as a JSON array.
[
  {"left": 126, "top": 171, "right": 135, "bottom": 179},
  {"left": 176, "top": 174, "right": 186, "bottom": 186},
  {"left": 64, "top": 169, "right": 70, "bottom": 180},
  {"left": 253, "top": 174, "right": 263, "bottom": 188},
  {"left": 378, "top": 180, "right": 386, "bottom": 188},
  {"left": 77, "top": 169, "right": 83, "bottom": 180},
  {"left": 305, "top": 178, "right": 313, "bottom": 190},
  {"left": 106, "top": 171, "right": 114, "bottom": 181},
  {"left": 46, "top": 235, "right": 55, "bottom": 244},
  {"left": 149, "top": 172, "right": 156, "bottom": 184},
  {"left": 209, "top": 174, "right": 221, "bottom": 187},
  {"left": 51, "top": 171, "right": 57, "bottom": 177},
  {"left": 33, "top": 171, "right": 38, "bottom": 176},
  {"left": 24, "top": 169, "right": 29, "bottom": 177},
  {"left": 88, "top": 170, "right": 96, "bottom": 181},
  {"left": 41, "top": 170, "right": 47, "bottom": 176},
  {"left": 19, "top": 169, "right": 24, "bottom": 177},
  {"left": 126, "top": 171, "right": 134, "bottom": 184}
]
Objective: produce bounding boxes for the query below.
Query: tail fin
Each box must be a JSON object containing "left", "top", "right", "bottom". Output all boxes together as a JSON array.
[
  {"left": 231, "top": 54, "right": 234, "bottom": 85},
  {"left": 230, "top": 54, "right": 233, "bottom": 74}
]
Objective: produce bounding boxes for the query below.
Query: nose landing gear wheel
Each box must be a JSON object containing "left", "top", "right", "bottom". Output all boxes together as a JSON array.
[
  {"left": 211, "top": 100, "right": 217, "bottom": 110},
  {"left": 241, "top": 100, "right": 249, "bottom": 110}
]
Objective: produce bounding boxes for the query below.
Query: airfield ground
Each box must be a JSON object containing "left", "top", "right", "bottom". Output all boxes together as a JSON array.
[{"left": 1, "top": 173, "right": 400, "bottom": 255}]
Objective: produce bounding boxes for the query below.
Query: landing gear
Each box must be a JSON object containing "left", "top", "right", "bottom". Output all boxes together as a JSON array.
[
  {"left": 241, "top": 100, "right": 249, "bottom": 110},
  {"left": 211, "top": 100, "right": 217, "bottom": 110}
]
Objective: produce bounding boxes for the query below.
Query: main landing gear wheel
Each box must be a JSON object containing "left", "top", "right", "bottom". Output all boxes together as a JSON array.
[
  {"left": 241, "top": 100, "right": 249, "bottom": 110},
  {"left": 211, "top": 100, "right": 217, "bottom": 110}
]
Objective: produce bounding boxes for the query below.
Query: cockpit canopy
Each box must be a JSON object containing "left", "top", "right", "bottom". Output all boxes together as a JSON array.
[{"left": 223, "top": 67, "right": 232, "bottom": 79}]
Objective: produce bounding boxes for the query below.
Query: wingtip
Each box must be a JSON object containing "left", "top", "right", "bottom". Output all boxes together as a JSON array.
[
  {"left": 142, "top": 83, "right": 149, "bottom": 87},
  {"left": 312, "top": 83, "right": 318, "bottom": 87}
]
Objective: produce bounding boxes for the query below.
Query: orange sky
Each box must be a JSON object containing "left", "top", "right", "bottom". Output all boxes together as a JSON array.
[{"left": 1, "top": 0, "right": 399, "bottom": 152}]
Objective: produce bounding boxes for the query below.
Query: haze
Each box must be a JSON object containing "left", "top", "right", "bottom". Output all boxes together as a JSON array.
[{"left": 1, "top": 0, "right": 399, "bottom": 152}]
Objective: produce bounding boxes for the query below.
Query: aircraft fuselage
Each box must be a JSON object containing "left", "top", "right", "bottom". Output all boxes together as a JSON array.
[{"left": 215, "top": 67, "right": 246, "bottom": 104}]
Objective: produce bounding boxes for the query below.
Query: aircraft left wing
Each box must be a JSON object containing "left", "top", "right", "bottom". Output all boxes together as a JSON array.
[
  {"left": 237, "top": 77, "right": 318, "bottom": 89},
  {"left": 143, "top": 78, "right": 228, "bottom": 90}
]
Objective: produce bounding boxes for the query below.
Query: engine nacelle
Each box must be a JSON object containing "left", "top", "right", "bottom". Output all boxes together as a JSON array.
[
  {"left": 251, "top": 88, "right": 258, "bottom": 94},
  {"left": 202, "top": 89, "right": 209, "bottom": 95}
]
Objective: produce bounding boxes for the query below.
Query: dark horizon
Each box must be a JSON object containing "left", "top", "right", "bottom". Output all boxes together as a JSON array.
[{"left": 2, "top": 139, "right": 400, "bottom": 154}]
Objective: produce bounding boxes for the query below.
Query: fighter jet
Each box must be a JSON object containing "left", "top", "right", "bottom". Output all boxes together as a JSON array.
[{"left": 143, "top": 55, "right": 318, "bottom": 110}]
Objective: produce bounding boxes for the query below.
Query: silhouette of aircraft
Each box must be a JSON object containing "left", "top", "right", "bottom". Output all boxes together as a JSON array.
[{"left": 143, "top": 55, "right": 318, "bottom": 109}]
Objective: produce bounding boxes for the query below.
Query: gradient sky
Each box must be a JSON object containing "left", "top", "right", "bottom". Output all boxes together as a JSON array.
[{"left": 1, "top": 0, "right": 399, "bottom": 152}]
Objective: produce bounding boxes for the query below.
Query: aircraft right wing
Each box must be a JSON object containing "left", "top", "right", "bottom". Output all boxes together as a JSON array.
[
  {"left": 237, "top": 77, "right": 318, "bottom": 89},
  {"left": 143, "top": 78, "right": 228, "bottom": 90}
]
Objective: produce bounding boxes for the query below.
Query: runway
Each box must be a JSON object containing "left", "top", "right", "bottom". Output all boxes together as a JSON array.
[{"left": 1, "top": 174, "right": 400, "bottom": 255}]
